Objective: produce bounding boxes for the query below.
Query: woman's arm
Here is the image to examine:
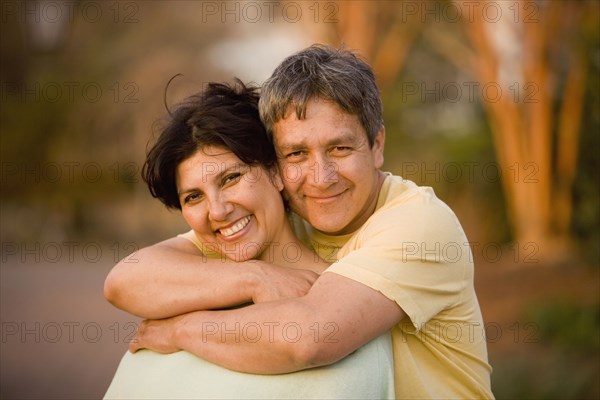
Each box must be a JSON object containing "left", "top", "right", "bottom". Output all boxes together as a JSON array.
[{"left": 104, "top": 237, "right": 320, "bottom": 319}]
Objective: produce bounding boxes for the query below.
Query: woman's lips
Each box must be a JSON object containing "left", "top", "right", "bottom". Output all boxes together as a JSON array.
[{"left": 218, "top": 215, "right": 252, "bottom": 238}]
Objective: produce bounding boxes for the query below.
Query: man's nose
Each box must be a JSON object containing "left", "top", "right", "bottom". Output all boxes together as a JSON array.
[{"left": 307, "top": 157, "right": 338, "bottom": 189}]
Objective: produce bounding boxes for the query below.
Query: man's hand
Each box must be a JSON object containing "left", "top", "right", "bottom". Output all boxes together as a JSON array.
[
  {"left": 249, "top": 261, "right": 320, "bottom": 303},
  {"left": 129, "top": 317, "right": 182, "bottom": 354}
]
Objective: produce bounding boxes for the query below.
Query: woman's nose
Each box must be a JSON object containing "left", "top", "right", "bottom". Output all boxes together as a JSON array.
[{"left": 207, "top": 192, "right": 234, "bottom": 222}]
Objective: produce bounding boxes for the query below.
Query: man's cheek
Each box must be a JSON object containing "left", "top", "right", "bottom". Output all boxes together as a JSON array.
[{"left": 280, "top": 163, "right": 304, "bottom": 185}]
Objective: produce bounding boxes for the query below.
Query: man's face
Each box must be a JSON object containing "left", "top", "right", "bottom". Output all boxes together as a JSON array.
[{"left": 272, "top": 98, "right": 385, "bottom": 236}]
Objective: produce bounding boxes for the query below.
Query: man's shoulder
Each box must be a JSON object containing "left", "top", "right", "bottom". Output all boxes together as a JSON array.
[
  {"left": 377, "top": 173, "right": 443, "bottom": 211},
  {"left": 365, "top": 174, "right": 465, "bottom": 239}
]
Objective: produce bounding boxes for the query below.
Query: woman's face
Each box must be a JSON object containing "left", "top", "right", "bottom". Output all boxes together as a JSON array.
[{"left": 176, "top": 146, "right": 286, "bottom": 262}]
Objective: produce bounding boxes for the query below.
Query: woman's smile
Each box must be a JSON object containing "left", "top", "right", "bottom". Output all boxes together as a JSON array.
[
  {"left": 177, "top": 146, "right": 288, "bottom": 262},
  {"left": 216, "top": 215, "right": 253, "bottom": 240}
]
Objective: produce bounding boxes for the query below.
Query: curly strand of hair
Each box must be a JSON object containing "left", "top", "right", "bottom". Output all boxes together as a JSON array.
[{"left": 163, "top": 73, "right": 184, "bottom": 117}]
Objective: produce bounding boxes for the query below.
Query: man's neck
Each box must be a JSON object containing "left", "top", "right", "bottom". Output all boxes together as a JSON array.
[{"left": 259, "top": 219, "right": 329, "bottom": 274}]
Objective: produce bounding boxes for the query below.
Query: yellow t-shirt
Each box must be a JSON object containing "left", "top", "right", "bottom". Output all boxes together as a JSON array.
[{"left": 297, "top": 174, "right": 494, "bottom": 399}]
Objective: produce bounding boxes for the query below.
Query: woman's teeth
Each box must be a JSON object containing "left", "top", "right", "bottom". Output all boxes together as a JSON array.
[{"left": 220, "top": 216, "right": 252, "bottom": 237}]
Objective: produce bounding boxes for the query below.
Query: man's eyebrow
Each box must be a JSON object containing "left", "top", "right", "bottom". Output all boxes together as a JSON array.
[
  {"left": 278, "top": 133, "right": 361, "bottom": 150},
  {"left": 323, "top": 132, "right": 362, "bottom": 146},
  {"left": 277, "top": 142, "right": 305, "bottom": 151},
  {"left": 274, "top": 135, "right": 307, "bottom": 152}
]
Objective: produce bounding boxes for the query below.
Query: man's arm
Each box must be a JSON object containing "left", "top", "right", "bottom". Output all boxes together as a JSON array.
[
  {"left": 104, "top": 237, "right": 320, "bottom": 319},
  {"left": 131, "top": 272, "right": 404, "bottom": 373}
]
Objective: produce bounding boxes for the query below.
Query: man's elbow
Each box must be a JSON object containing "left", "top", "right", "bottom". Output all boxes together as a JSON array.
[
  {"left": 274, "top": 305, "right": 349, "bottom": 370},
  {"left": 286, "top": 327, "right": 347, "bottom": 370}
]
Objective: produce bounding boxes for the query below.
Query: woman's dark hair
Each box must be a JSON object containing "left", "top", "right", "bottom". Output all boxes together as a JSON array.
[{"left": 142, "top": 79, "right": 276, "bottom": 210}]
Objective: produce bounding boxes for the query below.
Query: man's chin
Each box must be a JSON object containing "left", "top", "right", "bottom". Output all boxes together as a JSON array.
[
  {"left": 293, "top": 207, "right": 349, "bottom": 234},
  {"left": 310, "top": 219, "right": 348, "bottom": 236}
]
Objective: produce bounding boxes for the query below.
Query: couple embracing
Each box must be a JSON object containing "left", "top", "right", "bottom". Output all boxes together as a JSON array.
[{"left": 104, "top": 44, "right": 494, "bottom": 399}]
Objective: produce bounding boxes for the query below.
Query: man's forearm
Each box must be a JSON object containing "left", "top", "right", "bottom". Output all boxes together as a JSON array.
[
  {"left": 171, "top": 300, "right": 344, "bottom": 374},
  {"left": 131, "top": 273, "right": 403, "bottom": 374}
]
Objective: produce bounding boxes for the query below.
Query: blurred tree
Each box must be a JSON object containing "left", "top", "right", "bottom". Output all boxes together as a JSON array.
[
  {"left": 328, "top": 0, "right": 424, "bottom": 87},
  {"left": 436, "top": 0, "right": 594, "bottom": 255},
  {"left": 324, "top": 0, "right": 597, "bottom": 258}
]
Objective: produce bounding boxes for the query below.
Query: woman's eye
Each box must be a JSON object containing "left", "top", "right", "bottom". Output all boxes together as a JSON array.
[
  {"left": 184, "top": 192, "right": 202, "bottom": 204},
  {"left": 223, "top": 173, "right": 242, "bottom": 185}
]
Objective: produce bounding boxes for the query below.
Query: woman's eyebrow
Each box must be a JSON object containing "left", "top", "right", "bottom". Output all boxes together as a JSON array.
[
  {"left": 207, "top": 163, "right": 248, "bottom": 184},
  {"left": 177, "top": 186, "right": 202, "bottom": 196},
  {"left": 179, "top": 162, "right": 250, "bottom": 195}
]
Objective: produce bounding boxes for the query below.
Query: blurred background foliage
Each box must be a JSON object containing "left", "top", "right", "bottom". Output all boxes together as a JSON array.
[
  {"left": 1, "top": 0, "right": 598, "bottom": 258},
  {"left": 1, "top": 0, "right": 598, "bottom": 398}
]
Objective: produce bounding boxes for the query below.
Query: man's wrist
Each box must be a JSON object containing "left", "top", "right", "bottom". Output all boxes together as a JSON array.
[
  {"left": 172, "top": 312, "right": 193, "bottom": 351},
  {"left": 239, "top": 261, "right": 264, "bottom": 302}
]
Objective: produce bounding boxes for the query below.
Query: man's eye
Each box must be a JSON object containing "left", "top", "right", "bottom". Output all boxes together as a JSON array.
[
  {"left": 287, "top": 151, "right": 306, "bottom": 159},
  {"left": 331, "top": 146, "right": 351, "bottom": 155}
]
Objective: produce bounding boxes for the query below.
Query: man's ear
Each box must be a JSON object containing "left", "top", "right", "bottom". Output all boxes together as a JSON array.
[
  {"left": 372, "top": 127, "right": 385, "bottom": 169},
  {"left": 269, "top": 167, "right": 285, "bottom": 191}
]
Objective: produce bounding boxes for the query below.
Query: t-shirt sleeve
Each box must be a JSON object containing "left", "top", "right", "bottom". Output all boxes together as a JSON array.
[
  {"left": 177, "top": 230, "right": 202, "bottom": 252},
  {"left": 325, "top": 200, "right": 470, "bottom": 330}
]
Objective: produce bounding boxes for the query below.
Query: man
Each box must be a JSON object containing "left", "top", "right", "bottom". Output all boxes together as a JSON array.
[{"left": 105, "top": 44, "right": 493, "bottom": 399}]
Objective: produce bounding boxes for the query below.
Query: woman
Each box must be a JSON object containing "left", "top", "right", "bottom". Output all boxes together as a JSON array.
[{"left": 104, "top": 80, "right": 394, "bottom": 399}]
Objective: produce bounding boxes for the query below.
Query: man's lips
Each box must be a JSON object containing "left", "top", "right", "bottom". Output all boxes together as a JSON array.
[{"left": 305, "top": 190, "right": 346, "bottom": 204}]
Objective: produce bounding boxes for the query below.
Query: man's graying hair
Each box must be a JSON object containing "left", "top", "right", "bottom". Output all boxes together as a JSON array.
[{"left": 258, "top": 44, "right": 384, "bottom": 147}]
